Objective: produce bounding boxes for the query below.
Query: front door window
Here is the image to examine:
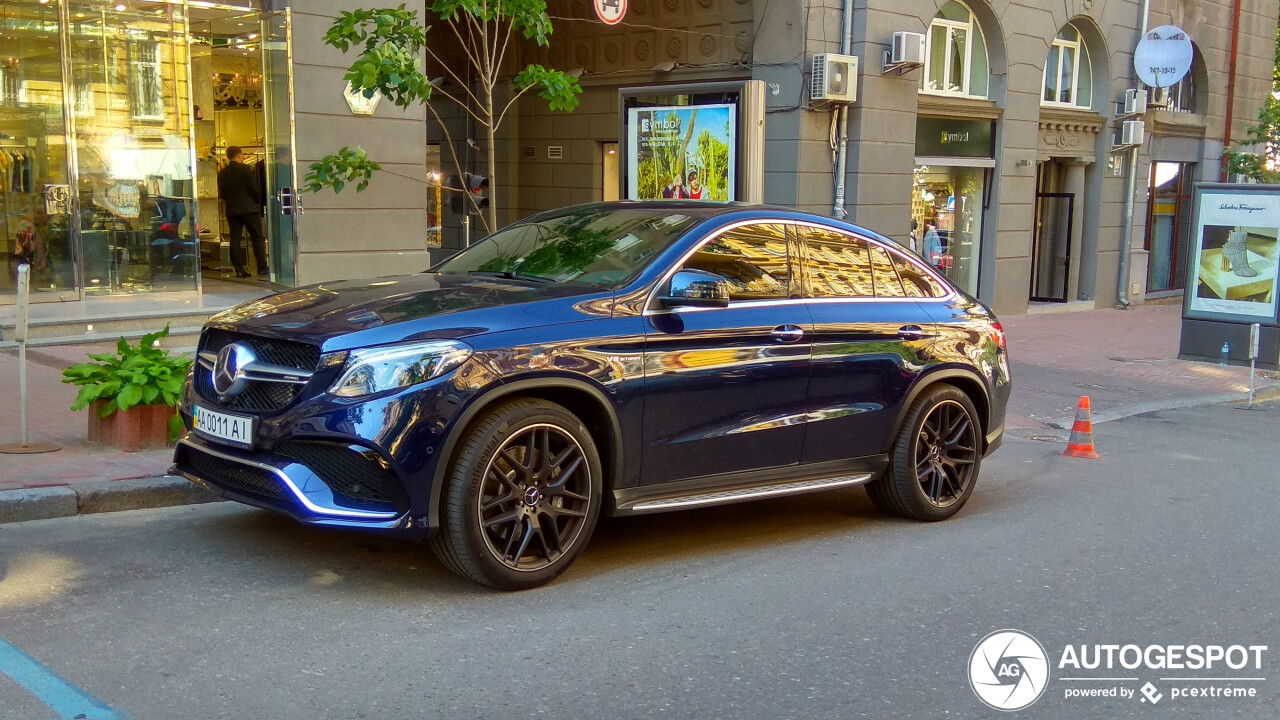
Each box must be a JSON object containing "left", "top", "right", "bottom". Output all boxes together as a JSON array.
[{"left": 642, "top": 222, "right": 809, "bottom": 484}]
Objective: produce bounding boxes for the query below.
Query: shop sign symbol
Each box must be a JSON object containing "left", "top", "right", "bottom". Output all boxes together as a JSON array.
[{"left": 44, "top": 184, "right": 71, "bottom": 215}]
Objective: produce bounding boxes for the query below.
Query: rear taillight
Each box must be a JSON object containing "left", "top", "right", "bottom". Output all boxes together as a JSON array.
[{"left": 989, "top": 321, "right": 1006, "bottom": 350}]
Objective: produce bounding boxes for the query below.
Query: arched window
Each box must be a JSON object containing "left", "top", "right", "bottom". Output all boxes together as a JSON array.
[
  {"left": 1042, "top": 24, "right": 1093, "bottom": 108},
  {"left": 920, "top": 1, "right": 990, "bottom": 98}
]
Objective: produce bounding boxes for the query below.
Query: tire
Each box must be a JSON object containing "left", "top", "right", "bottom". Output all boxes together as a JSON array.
[
  {"left": 430, "top": 398, "right": 603, "bottom": 590},
  {"left": 866, "top": 385, "right": 982, "bottom": 521}
]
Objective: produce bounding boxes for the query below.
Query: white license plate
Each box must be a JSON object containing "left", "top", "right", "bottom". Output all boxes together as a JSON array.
[{"left": 193, "top": 406, "right": 255, "bottom": 449}]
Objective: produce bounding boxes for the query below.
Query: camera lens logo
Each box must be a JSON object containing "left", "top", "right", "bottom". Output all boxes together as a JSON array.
[{"left": 969, "top": 630, "right": 1050, "bottom": 711}]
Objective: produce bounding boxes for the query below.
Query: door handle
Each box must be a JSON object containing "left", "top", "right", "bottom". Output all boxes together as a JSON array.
[
  {"left": 276, "top": 187, "right": 295, "bottom": 216},
  {"left": 771, "top": 325, "right": 804, "bottom": 343},
  {"left": 898, "top": 325, "right": 928, "bottom": 341}
]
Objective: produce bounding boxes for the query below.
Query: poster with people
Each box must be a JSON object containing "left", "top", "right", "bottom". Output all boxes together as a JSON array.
[
  {"left": 627, "top": 103, "right": 736, "bottom": 202},
  {"left": 1186, "top": 186, "right": 1280, "bottom": 322}
]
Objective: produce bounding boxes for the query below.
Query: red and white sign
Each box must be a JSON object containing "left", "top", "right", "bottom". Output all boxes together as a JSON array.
[{"left": 594, "top": 0, "right": 626, "bottom": 25}]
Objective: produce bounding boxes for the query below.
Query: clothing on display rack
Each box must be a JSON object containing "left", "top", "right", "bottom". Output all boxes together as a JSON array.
[{"left": 2, "top": 149, "right": 33, "bottom": 193}]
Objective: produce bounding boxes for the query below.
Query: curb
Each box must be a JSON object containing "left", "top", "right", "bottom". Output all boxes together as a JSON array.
[
  {"left": 0, "top": 476, "right": 221, "bottom": 525},
  {"left": 1043, "top": 384, "right": 1280, "bottom": 430}
]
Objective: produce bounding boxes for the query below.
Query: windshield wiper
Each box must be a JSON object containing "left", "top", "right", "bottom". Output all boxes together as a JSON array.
[{"left": 465, "top": 270, "right": 556, "bottom": 284}]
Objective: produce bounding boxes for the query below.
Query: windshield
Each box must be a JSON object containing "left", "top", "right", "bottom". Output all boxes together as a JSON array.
[{"left": 434, "top": 208, "right": 699, "bottom": 288}]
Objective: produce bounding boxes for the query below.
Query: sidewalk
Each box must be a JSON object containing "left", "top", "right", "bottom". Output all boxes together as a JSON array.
[
  {"left": 1000, "top": 302, "right": 1277, "bottom": 430},
  {"left": 0, "top": 344, "right": 177, "bottom": 490},
  {"left": 0, "top": 301, "right": 1274, "bottom": 519}
]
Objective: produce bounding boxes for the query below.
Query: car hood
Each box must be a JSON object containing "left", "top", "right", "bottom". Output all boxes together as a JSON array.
[{"left": 207, "top": 273, "right": 611, "bottom": 351}]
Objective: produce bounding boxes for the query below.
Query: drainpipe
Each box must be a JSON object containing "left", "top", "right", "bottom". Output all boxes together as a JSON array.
[
  {"left": 1116, "top": 0, "right": 1151, "bottom": 308},
  {"left": 1220, "top": 0, "right": 1243, "bottom": 181},
  {"left": 832, "top": 0, "right": 855, "bottom": 219}
]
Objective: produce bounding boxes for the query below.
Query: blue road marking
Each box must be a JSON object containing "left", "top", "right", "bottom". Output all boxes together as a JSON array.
[{"left": 0, "top": 637, "right": 126, "bottom": 720}]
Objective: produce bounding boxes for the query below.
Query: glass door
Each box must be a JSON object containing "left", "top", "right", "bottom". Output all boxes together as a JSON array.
[
  {"left": 260, "top": 9, "right": 296, "bottom": 286},
  {"left": 1030, "top": 193, "right": 1074, "bottom": 302},
  {"left": 1145, "top": 162, "right": 1194, "bottom": 294}
]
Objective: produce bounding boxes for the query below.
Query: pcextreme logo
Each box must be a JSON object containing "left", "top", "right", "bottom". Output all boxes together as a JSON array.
[{"left": 968, "top": 631, "right": 1270, "bottom": 711}]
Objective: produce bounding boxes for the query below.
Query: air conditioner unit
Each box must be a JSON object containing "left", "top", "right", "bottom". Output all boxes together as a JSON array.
[
  {"left": 812, "top": 53, "right": 859, "bottom": 103},
  {"left": 1123, "top": 88, "right": 1148, "bottom": 116},
  {"left": 890, "top": 32, "right": 926, "bottom": 66},
  {"left": 1121, "top": 119, "right": 1145, "bottom": 147}
]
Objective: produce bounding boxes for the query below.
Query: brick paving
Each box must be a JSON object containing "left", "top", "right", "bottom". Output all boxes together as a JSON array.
[
  {"left": 0, "top": 301, "right": 1270, "bottom": 490},
  {"left": 0, "top": 348, "right": 174, "bottom": 488},
  {"left": 1001, "top": 301, "right": 1273, "bottom": 429}
]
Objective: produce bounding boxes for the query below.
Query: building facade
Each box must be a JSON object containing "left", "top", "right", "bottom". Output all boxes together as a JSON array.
[{"left": 2, "top": 0, "right": 1276, "bottom": 319}]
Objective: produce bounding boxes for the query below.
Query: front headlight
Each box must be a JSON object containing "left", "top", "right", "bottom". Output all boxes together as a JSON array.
[{"left": 327, "top": 340, "right": 472, "bottom": 398}]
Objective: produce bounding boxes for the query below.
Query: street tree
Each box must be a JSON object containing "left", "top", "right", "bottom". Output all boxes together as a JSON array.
[
  {"left": 1222, "top": 9, "right": 1280, "bottom": 182},
  {"left": 302, "top": 3, "right": 582, "bottom": 233}
]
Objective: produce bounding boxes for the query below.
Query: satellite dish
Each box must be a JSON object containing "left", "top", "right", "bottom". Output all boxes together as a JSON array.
[{"left": 1133, "top": 25, "right": 1193, "bottom": 88}]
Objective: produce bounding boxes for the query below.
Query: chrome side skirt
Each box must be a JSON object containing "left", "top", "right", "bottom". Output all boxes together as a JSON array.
[{"left": 624, "top": 473, "right": 874, "bottom": 514}]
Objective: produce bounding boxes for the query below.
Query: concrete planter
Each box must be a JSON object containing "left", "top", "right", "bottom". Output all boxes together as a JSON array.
[{"left": 88, "top": 400, "right": 175, "bottom": 452}]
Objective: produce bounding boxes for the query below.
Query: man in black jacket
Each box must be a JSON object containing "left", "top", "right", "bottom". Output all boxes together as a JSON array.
[{"left": 217, "top": 145, "right": 267, "bottom": 278}]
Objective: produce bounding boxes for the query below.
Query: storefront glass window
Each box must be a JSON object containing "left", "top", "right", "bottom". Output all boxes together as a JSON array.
[
  {"left": 67, "top": 1, "right": 197, "bottom": 295},
  {"left": 912, "top": 164, "right": 985, "bottom": 296},
  {"left": 1, "top": 1, "right": 75, "bottom": 299}
]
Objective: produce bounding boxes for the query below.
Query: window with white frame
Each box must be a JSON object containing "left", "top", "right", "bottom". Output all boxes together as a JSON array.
[
  {"left": 1042, "top": 24, "right": 1093, "bottom": 108},
  {"left": 919, "top": 1, "right": 990, "bottom": 98}
]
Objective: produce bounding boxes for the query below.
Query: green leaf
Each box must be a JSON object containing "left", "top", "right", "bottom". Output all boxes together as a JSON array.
[
  {"left": 117, "top": 383, "right": 144, "bottom": 411},
  {"left": 168, "top": 413, "right": 185, "bottom": 443}
]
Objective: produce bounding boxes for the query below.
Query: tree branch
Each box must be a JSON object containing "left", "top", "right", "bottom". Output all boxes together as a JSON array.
[
  {"left": 496, "top": 83, "right": 538, "bottom": 130},
  {"left": 445, "top": 17, "right": 484, "bottom": 73},
  {"left": 493, "top": 15, "right": 516, "bottom": 79},
  {"left": 424, "top": 45, "right": 483, "bottom": 108},
  {"left": 427, "top": 80, "right": 491, "bottom": 128}
]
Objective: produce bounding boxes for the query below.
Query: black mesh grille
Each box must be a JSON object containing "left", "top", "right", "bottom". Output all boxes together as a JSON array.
[
  {"left": 178, "top": 447, "right": 290, "bottom": 501},
  {"left": 275, "top": 441, "right": 409, "bottom": 513},
  {"left": 194, "top": 330, "right": 320, "bottom": 413},
  {"left": 203, "top": 329, "right": 320, "bottom": 371}
]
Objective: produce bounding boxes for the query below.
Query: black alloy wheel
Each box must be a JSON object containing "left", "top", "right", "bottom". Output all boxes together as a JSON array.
[
  {"left": 866, "top": 385, "right": 982, "bottom": 521},
  {"left": 913, "top": 399, "right": 978, "bottom": 508},
  {"left": 476, "top": 423, "right": 593, "bottom": 572},
  {"left": 431, "top": 398, "right": 602, "bottom": 590}
]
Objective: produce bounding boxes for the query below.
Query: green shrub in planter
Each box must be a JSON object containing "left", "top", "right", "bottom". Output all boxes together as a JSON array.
[{"left": 61, "top": 326, "right": 192, "bottom": 445}]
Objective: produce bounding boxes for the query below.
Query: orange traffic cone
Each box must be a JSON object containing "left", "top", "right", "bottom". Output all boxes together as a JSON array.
[{"left": 1062, "top": 396, "right": 1100, "bottom": 459}]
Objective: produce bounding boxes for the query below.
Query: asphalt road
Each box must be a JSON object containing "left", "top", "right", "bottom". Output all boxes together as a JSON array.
[{"left": 1, "top": 402, "right": 1277, "bottom": 719}]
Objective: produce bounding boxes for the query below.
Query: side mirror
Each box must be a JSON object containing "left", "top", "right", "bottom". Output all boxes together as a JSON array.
[{"left": 659, "top": 269, "right": 730, "bottom": 309}]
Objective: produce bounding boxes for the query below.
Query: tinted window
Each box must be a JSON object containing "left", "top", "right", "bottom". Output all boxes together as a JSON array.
[
  {"left": 869, "top": 245, "right": 907, "bottom": 297},
  {"left": 798, "top": 226, "right": 874, "bottom": 298},
  {"left": 680, "top": 223, "right": 790, "bottom": 301},
  {"left": 892, "top": 252, "right": 948, "bottom": 297},
  {"left": 435, "top": 208, "right": 698, "bottom": 287}
]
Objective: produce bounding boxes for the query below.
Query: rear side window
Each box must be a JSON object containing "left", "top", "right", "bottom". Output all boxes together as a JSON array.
[
  {"left": 680, "top": 223, "right": 790, "bottom": 301},
  {"left": 892, "top": 252, "right": 948, "bottom": 298},
  {"left": 868, "top": 245, "right": 906, "bottom": 297},
  {"left": 797, "top": 226, "right": 874, "bottom": 298}
]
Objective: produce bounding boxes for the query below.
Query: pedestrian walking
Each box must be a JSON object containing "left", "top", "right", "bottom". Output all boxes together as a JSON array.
[{"left": 217, "top": 145, "right": 266, "bottom": 278}]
